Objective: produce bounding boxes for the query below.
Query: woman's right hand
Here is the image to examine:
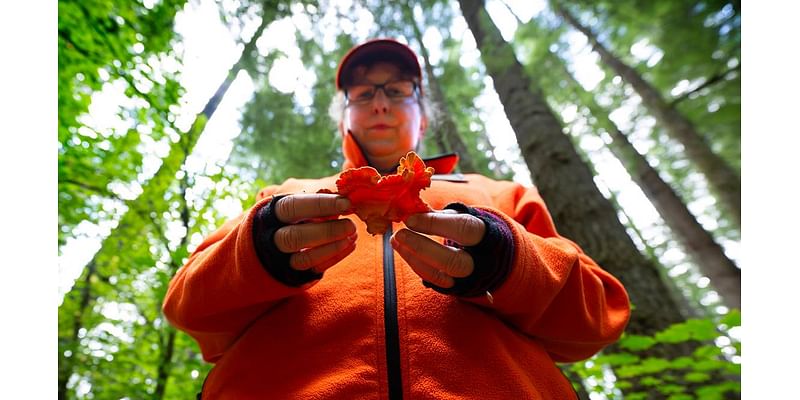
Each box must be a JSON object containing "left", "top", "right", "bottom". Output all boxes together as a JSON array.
[{"left": 273, "top": 194, "right": 357, "bottom": 274}]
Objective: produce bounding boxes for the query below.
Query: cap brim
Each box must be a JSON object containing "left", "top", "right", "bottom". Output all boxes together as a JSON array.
[{"left": 336, "top": 39, "right": 422, "bottom": 89}]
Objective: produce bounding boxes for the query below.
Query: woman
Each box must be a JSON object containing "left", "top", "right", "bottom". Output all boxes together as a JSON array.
[{"left": 163, "top": 38, "right": 630, "bottom": 399}]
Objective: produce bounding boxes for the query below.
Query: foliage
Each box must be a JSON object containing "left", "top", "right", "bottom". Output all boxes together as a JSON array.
[
  {"left": 569, "top": 0, "right": 741, "bottom": 169},
  {"left": 568, "top": 310, "right": 740, "bottom": 399},
  {"left": 58, "top": 0, "right": 187, "bottom": 249},
  {"left": 230, "top": 32, "right": 343, "bottom": 184},
  {"left": 515, "top": 12, "right": 739, "bottom": 316},
  {"left": 58, "top": 0, "right": 270, "bottom": 397},
  {"left": 60, "top": 158, "right": 258, "bottom": 398},
  {"left": 560, "top": 0, "right": 741, "bottom": 236}
]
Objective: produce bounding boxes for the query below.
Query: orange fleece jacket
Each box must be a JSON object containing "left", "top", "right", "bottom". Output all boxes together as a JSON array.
[{"left": 163, "top": 155, "right": 630, "bottom": 399}]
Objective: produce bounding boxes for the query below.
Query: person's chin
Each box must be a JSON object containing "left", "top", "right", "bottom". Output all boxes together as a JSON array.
[
  {"left": 366, "top": 127, "right": 396, "bottom": 139},
  {"left": 364, "top": 141, "right": 400, "bottom": 156},
  {"left": 366, "top": 148, "right": 406, "bottom": 166}
]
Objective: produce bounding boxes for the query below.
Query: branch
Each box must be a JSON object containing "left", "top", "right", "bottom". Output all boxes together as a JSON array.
[
  {"left": 59, "top": 178, "right": 124, "bottom": 201},
  {"left": 145, "top": 205, "right": 171, "bottom": 253},
  {"left": 669, "top": 64, "right": 740, "bottom": 106},
  {"left": 497, "top": 0, "right": 525, "bottom": 25}
]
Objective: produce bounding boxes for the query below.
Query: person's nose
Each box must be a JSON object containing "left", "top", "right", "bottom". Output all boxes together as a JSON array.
[{"left": 371, "top": 89, "right": 390, "bottom": 114}]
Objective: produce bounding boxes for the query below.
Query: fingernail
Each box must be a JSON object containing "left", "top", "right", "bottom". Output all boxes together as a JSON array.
[{"left": 336, "top": 198, "right": 350, "bottom": 212}]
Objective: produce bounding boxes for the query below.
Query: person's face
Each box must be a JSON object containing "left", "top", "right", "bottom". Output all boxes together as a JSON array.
[{"left": 342, "top": 62, "right": 427, "bottom": 173}]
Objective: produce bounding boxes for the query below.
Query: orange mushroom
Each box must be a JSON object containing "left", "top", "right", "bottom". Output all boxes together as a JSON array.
[{"left": 320, "top": 151, "right": 434, "bottom": 235}]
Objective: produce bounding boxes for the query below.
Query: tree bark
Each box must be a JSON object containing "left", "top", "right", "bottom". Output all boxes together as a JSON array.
[
  {"left": 459, "top": 0, "right": 685, "bottom": 337},
  {"left": 553, "top": 54, "right": 741, "bottom": 310},
  {"left": 402, "top": 1, "right": 478, "bottom": 173},
  {"left": 458, "top": 1, "right": 737, "bottom": 396},
  {"left": 154, "top": 328, "right": 177, "bottom": 399},
  {"left": 606, "top": 122, "right": 740, "bottom": 309},
  {"left": 553, "top": 2, "right": 741, "bottom": 230}
]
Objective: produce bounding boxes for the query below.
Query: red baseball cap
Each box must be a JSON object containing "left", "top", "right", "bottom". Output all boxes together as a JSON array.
[{"left": 335, "top": 38, "right": 423, "bottom": 94}]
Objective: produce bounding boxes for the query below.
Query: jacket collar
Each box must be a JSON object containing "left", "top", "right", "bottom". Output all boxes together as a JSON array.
[{"left": 341, "top": 130, "right": 459, "bottom": 174}]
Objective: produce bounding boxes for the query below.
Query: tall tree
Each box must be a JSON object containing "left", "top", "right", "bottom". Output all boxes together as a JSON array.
[
  {"left": 551, "top": 1, "right": 741, "bottom": 230},
  {"left": 229, "top": 28, "right": 349, "bottom": 184},
  {"left": 58, "top": 0, "right": 188, "bottom": 396},
  {"left": 458, "top": 0, "right": 685, "bottom": 335},
  {"left": 152, "top": 174, "right": 191, "bottom": 399},
  {"left": 564, "top": 0, "right": 741, "bottom": 246},
  {"left": 457, "top": 0, "right": 710, "bottom": 396},
  {"left": 514, "top": 18, "right": 740, "bottom": 310},
  {"left": 401, "top": 0, "right": 478, "bottom": 173},
  {"left": 58, "top": 4, "right": 277, "bottom": 397},
  {"left": 58, "top": 0, "right": 187, "bottom": 249},
  {"left": 478, "top": 2, "right": 739, "bottom": 397},
  {"left": 575, "top": 0, "right": 740, "bottom": 155}
]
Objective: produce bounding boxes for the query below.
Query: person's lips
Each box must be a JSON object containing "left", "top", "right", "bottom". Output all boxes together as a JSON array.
[{"left": 371, "top": 123, "right": 391, "bottom": 129}]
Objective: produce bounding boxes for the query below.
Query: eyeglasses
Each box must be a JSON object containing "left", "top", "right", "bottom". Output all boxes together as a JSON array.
[{"left": 344, "top": 80, "right": 418, "bottom": 106}]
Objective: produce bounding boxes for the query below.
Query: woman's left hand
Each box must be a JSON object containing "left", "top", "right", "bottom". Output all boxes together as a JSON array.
[{"left": 391, "top": 209, "right": 486, "bottom": 288}]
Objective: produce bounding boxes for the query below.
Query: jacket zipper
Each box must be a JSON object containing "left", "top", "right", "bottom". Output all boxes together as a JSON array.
[{"left": 382, "top": 228, "right": 403, "bottom": 400}]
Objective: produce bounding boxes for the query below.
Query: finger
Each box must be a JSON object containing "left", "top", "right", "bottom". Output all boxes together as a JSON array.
[
  {"left": 275, "top": 194, "right": 351, "bottom": 223},
  {"left": 392, "top": 229, "right": 473, "bottom": 278},
  {"left": 391, "top": 235, "right": 454, "bottom": 288},
  {"left": 274, "top": 219, "right": 356, "bottom": 253},
  {"left": 290, "top": 235, "right": 357, "bottom": 272},
  {"left": 404, "top": 211, "right": 485, "bottom": 246}
]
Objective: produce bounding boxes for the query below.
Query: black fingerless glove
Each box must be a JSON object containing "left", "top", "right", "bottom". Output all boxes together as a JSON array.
[
  {"left": 422, "top": 202, "right": 515, "bottom": 298},
  {"left": 252, "top": 195, "right": 323, "bottom": 287}
]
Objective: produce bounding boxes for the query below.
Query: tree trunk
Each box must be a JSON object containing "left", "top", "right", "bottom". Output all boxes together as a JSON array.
[
  {"left": 153, "top": 174, "right": 191, "bottom": 399},
  {"left": 605, "top": 178, "right": 702, "bottom": 319},
  {"left": 553, "top": 54, "right": 741, "bottom": 310},
  {"left": 58, "top": 260, "right": 97, "bottom": 400},
  {"left": 459, "top": 1, "right": 737, "bottom": 396},
  {"left": 401, "top": 1, "right": 478, "bottom": 173},
  {"left": 459, "top": 0, "right": 685, "bottom": 338},
  {"left": 154, "top": 328, "right": 177, "bottom": 399},
  {"left": 553, "top": 2, "right": 741, "bottom": 230},
  {"left": 606, "top": 122, "right": 740, "bottom": 309}
]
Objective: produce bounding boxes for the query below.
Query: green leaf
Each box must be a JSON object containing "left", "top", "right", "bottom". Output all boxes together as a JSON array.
[
  {"left": 655, "top": 318, "right": 719, "bottom": 343},
  {"left": 670, "top": 356, "right": 694, "bottom": 369},
  {"left": 684, "top": 371, "right": 711, "bottom": 383},
  {"left": 618, "top": 334, "right": 657, "bottom": 351},
  {"left": 692, "top": 344, "right": 722, "bottom": 359},
  {"left": 719, "top": 309, "right": 741, "bottom": 328},
  {"left": 640, "top": 376, "right": 662, "bottom": 387}
]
